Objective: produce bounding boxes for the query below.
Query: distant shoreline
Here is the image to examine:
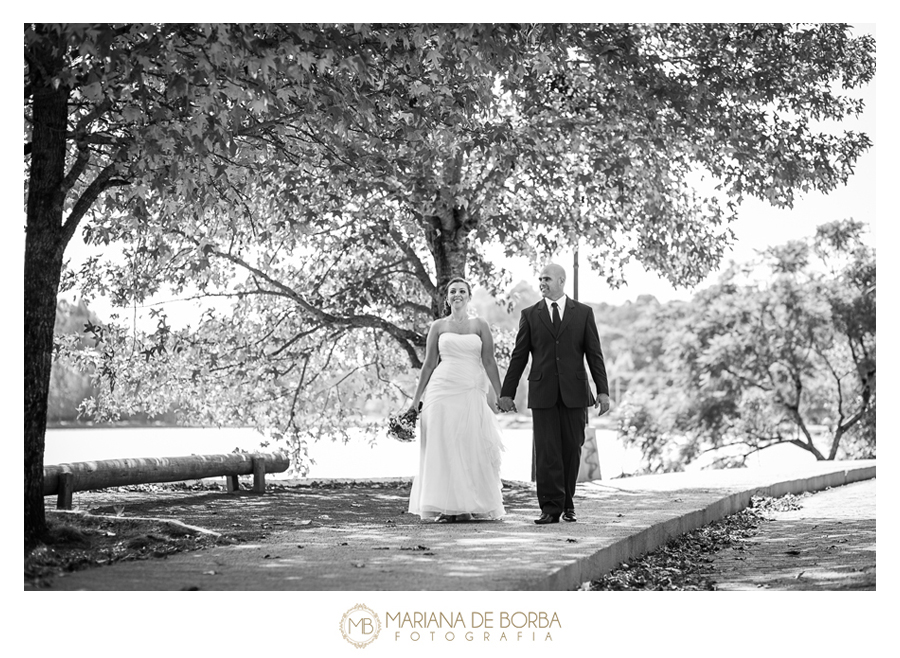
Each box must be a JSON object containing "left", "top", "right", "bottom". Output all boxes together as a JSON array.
[
  {"left": 47, "top": 421, "right": 224, "bottom": 430},
  {"left": 48, "top": 413, "right": 619, "bottom": 432}
]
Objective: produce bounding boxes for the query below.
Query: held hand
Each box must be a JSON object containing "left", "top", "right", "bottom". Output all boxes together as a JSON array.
[
  {"left": 498, "top": 396, "right": 517, "bottom": 413},
  {"left": 594, "top": 394, "right": 611, "bottom": 416}
]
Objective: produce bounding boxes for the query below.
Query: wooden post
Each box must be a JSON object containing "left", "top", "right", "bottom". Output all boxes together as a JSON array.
[
  {"left": 252, "top": 456, "right": 266, "bottom": 493},
  {"left": 225, "top": 474, "right": 240, "bottom": 493},
  {"left": 56, "top": 471, "right": 73, "bottom": 510},
  {"left": 577, "top": 429, "right": 602, "bottom": 482},
  {"left": 573, "top": 246, "right": 579, "bottom": 301}
]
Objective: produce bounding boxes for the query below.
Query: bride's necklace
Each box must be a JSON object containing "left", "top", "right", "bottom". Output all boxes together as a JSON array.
[{"left": 449, "top": 313, "right": 468, "bottom": 326}]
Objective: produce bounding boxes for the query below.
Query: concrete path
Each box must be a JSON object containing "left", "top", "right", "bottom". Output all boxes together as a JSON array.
[
  {"left": 710, "top": 477, "right": 876, "bottom": 590},
  {"left": 37, "top": 460, "right": 875, "bottom": 591}
]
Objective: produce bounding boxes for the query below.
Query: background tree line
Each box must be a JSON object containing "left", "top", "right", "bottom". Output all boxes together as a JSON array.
[{"left": 52, "top": 217, "right": 875, "bottom": 474}]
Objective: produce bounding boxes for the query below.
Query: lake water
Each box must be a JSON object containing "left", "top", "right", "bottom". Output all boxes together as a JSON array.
[
  {"left": 44, "top": 423, "right": 647, "bottom": 482},
  {"left": 44, "top": 420, "right": 816, "bottom": 482}
]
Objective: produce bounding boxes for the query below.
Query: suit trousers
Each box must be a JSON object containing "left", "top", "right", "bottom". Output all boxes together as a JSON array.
[{"left": 531, "top": 396, "right": 585, "bottom": 515}]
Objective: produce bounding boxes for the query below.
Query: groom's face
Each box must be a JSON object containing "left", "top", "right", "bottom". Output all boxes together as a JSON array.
[{"left": 538, "top": 267, "right": 565, "bottom": 300}]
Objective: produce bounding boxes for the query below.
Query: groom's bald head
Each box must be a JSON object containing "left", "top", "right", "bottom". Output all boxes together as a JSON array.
[{"left": 539, "top": 263, "right": 566, "bottom": 300}]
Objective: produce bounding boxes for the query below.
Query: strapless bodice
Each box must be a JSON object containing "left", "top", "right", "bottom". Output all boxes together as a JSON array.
[{"left": 438, "top": 332, "right": 482, "bottom": 362}]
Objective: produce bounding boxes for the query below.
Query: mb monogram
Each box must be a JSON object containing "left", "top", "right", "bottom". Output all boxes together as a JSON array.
[{"left": 340, "top": 604, "right": 382, "bottom": 648}]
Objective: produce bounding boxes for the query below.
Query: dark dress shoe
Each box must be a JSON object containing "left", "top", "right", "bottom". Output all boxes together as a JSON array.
[
  {"left": 534, "top": 513, "right": 560, "bottom": 525},
  {"left": 562, "top": 510, "right": 577, "bottom": 522}
]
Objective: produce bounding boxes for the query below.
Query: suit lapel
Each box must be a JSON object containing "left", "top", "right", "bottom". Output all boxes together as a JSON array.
[{"left": 536, "top": 300, "right": 555, "bottom": 335}]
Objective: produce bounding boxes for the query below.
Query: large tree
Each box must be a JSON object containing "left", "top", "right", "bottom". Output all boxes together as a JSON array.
[
  {"left": 618, "top": 219, "right": 875, "bottom": 472},
  {"left": 25, "top": 23, "right": 409, "bottom": 548},
  {"left": 26, "top": 23, "right": 874, "bottom": 549},
  {"left": 26, "top": 22, "right": 542, "bottom": 549}
]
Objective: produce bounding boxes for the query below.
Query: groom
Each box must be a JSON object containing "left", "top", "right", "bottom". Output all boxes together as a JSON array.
[{"left": 499, "top": 263, "right": 610, "bottom": 524}]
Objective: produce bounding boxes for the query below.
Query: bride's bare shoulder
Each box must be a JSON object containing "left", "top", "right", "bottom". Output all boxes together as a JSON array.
[
  {"left": 427, "top": 319, "right": 448, "bottom": 335},
  {"left": 473, "top": 317, "right": 494, "bottom": 334}
]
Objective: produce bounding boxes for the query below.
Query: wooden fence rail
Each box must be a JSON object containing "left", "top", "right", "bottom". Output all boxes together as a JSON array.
[{"left": 43, "top": 452, "right": 290, "bottom": 510}]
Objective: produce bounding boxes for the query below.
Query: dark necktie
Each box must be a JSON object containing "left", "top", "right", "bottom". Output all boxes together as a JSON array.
[{"left": 551, "top": 301, "right": 561, "bottom": 333}]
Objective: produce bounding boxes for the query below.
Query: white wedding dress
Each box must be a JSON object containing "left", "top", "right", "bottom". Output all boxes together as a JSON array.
[{"left": 408, "top": 333, "right": 506, "bottom": 520}]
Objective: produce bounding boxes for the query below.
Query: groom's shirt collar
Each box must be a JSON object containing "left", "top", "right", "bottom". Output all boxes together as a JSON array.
[{"left": 544, "top": 295, "right": 567, "bottom": 320}]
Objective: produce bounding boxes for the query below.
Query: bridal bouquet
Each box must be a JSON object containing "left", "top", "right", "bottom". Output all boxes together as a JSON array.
[{"left": 387, "top": 406, "right": 419, "bottom": 442}]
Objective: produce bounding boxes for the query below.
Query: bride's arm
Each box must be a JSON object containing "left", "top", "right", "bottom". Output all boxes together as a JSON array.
[
  {"left": 477, "top": 319, "right": 504, "bottom": 400},
  {"left": 409, "top": 321, "right": 442, "bottom": 412}
]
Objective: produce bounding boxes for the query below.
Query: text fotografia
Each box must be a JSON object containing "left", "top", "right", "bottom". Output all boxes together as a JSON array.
[{"left": 387, "top": 611, "right": 561, "bottom": 642}]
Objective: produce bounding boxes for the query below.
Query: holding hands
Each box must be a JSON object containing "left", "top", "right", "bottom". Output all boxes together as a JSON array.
[
  {"left": 594, "top": 393, "right": 611, "bottom": 416},
  {"left": 497, "top": 396, "right": 517, "bottom": 413}
]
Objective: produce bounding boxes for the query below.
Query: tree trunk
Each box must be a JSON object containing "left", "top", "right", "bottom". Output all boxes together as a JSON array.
[
  {"left": 424, "top": 206, "right": 476, "bottom": 319},
  {"left": 24, "top": 39, "right": 69, "bottom": 551}
]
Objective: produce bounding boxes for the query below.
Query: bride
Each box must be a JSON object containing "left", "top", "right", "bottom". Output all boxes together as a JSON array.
[{"left": 406, "top": 276, "right": 506, "bottom": 522}]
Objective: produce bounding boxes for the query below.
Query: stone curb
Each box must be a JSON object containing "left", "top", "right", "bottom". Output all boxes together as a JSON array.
[{"left": 540, "top": 463, "right": 876, "bottom": 591}]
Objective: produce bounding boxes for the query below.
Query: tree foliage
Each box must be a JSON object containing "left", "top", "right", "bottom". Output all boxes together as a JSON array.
[
  {"left": 617, "top": 219, "right": 875, "bottom": 472},
  {"left": 47, "top": 299, "right": 102, "bottom": 423}
]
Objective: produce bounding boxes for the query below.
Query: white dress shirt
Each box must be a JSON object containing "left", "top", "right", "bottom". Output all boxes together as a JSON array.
[{"left": 544, "top": 295, "right": 567, "bottom": 321}]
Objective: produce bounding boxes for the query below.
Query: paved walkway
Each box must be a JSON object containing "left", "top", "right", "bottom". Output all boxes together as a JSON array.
[
  {"left": 709, "top": 477, "right": 876, "bottom": 590},
  {"left": 35, "top": 460, "right": 875, "bottom": 591}
]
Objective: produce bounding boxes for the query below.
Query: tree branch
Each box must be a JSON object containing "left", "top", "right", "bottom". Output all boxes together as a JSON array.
[
  {"left": 59, "top": 163, "right": 130, "bottom": 253},
  {"left": 784, "top": 404, "right": 826, "bottom": 460},
  {"left": 201, "top": 243, "right": 426, "bottom": 367},
  {"left": 387, "top": 225, "right": 436, "bottom": 297},
  {"left": 721, "top": 365, "right": 772, "bottom": 392},
  {"left": 62, "top": 141, "right": 90, "bottom": 193}
]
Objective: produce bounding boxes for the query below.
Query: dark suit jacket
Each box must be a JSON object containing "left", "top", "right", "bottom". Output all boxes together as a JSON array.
[{"left": 500, "top": 297, "right": 609, "bottom": 409}]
